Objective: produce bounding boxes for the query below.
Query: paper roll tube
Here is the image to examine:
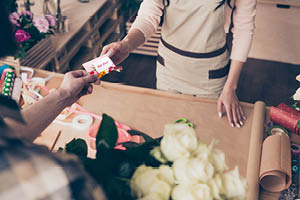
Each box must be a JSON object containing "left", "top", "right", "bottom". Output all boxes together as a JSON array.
[
  {"left": 277, "top": 102, "right": 300, "bottom": 117},
  {"left": 270, "top": 106, "right": 299, "bottom": 133},
  {"left": 247, "top": 101, "right": 266, "bottom": 200},
  {"left": 259, "top": 134, "right": 292, "bottom": 192}
]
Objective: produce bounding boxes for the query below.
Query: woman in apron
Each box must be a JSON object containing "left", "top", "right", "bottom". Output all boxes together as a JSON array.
[{"left": 101, "top": 0, "right": 256, "bottom": 128}]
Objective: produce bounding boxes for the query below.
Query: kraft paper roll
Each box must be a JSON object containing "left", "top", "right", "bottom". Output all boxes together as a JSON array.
[
  {"left": 259, "top": 134, "right": 292, "bottom": 192},
  {"left": 247, "top": 101, "right": 266, "bottom": 200}
]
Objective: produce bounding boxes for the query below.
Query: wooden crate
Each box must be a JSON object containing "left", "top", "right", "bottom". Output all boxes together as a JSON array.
[{"left": 0, "top": 37, "right": 55, "bottom": 68}]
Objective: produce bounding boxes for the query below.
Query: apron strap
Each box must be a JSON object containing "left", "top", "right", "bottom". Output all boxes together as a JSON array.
[{"left": 161, "top": 37, "right": 227, "bottom": 59}]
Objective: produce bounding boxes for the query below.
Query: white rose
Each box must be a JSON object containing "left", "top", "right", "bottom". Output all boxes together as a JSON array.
[
  {"left": 193, "top": 142, "right": 211, "bottom": 161},
  {"left": 130, "top": 165, "right": 174, "bottom": 200},
  {"left": 172, "top": 183, "right": 212, "bottom": 200},
  {"left": 157, "top": 165, "right": 175, "bottom": 185},
  {"left": 209, "top": 148, "right": 228, "bottom": 173},
  {"left": 221, "top": 166, "right": 247, "bottom": 200},
  {"left": 161, "top": 123, "right": 198, "bottom": 161},
  {"left": 150, "top": 146, "right": 168, "bottom": 164},
  {"left": 208, "top": 174, "right": 223, "bottom": 200},
  {"left": 296, "top": 74, "right": 300, "bottom": 82},
  {"left": 173, "top": 157, "right": 214, "bottom": 183},
  {"left": 293, "top": 88, "right": 300, "bottom": 101}
]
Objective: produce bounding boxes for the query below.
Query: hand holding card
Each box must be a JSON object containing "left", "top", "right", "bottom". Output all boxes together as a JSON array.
[{"left": 82, "top": 55, "right": 122, "bottom": 80}]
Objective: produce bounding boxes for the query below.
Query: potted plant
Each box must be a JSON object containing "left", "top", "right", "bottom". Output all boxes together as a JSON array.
[{"left": 2, "top": 10, "right": 56, "bottom": 67}]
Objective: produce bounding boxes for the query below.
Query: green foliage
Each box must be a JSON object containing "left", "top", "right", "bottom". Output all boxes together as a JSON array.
[
  {"left": 65, "top": 138, "right": 88, "bottom": 157},
  {"left": 61, "top": 113, "right": 161, "bottom": 200}
]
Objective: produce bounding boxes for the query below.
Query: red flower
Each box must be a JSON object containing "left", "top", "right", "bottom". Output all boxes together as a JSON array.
[{"left": 15, "top": 29, "right": 31, "bottom": 43}]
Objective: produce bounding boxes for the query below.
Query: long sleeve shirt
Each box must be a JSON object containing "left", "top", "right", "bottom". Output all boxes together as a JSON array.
[{"left": 130, "top": 0, "right": 256, "bottom": 62}]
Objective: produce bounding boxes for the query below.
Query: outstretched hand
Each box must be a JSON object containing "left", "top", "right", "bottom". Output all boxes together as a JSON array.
[
  {"left": 217, "top": 86, "right": 246, "bottom": 128},
  {"left": 100, "top": 41, "right": 130, "bottom": 65},
  {"left": 57, "top": 70, "right": 98, "bottom": 107}
]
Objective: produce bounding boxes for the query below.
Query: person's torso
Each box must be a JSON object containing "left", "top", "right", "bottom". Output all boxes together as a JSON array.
[{"left": 161, "top": 0, "right": 227, "bottom": 53}]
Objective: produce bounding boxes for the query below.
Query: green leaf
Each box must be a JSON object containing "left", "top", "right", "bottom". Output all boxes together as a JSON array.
[
  {"left": 96, "top": 114, "right": 118, "bottom": 154},
  {"left": 125, "top": 138, "right": 161, "bottom": 163},
  {"left": 297, "top": 120, "right": 300, "bottom": 128},
  {"left": 104, "top": 177, "right": 133, "bottom": 200},
  {"left": 127, "top": 129, "right": 153, "bottom": 142},
  {"left": 65, "top": 138, "right": 88, "bottom": 157},
  {"left": 117, "top": 160, "right": 136, "bottom": 178},
  {"left": 118, "top": 141, "right": 140, "bottom": 148}
]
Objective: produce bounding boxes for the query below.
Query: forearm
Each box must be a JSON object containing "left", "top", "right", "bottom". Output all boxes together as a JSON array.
[
  {"left": 122, "top": 28, "right": 146, "bottom": 52},
  {"left": 5, "top": 90, "right": 67, "bottom": 141},
  {"left": 224, "top": 59, "right": 244, "bottom": 90}
]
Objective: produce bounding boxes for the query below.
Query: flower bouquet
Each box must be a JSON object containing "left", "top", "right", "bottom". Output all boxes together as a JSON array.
[
  {"left": 2, "top": 10, "right": 56, "bottom": 67},
  {"left": 61, "top": 114, "right": 247, "bottom": 200}
]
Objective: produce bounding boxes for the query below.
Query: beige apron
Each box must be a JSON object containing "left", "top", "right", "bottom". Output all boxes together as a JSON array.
[{"left": 156, "top": 0, "right": 230, "bottom": 98}]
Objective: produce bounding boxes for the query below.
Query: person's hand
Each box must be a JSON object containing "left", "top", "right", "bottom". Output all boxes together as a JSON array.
[
  {"left": 57, "top": 70, "right": 98, "bottom": 107},
  {"left": 100, "top": 40, "right": 130, "bottom": 65},
  {"left": 217, "top": 86, "right": 246, "bottom": 128}
]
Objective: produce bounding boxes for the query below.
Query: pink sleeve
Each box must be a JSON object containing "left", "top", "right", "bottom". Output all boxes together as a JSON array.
[
  {"left": 130, "top": 0, "right": 164, "bottom": 41},
  {"left": 230, "top": 0, "right": 256, "bottom": 62}
]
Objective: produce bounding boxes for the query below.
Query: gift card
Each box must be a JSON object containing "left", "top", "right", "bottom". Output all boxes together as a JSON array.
[{"left": 82, "top": 55, "right": 117, "bottom": 79}]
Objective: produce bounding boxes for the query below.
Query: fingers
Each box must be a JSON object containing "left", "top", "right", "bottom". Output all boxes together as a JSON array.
[
  {"left": 100, "top": 45, "right": 110, "bottom": 56},
  {"left": 101, "top": 42, "right": 120, "bottom": 57},
  {"left": 79, "top": 84, "right": 93, "bottom": 97},
  {"left": 239, "top": 105, "right": 246, "bottom": 121},
  {"left": 224, "top": 103, "right": 245, "bottom": 128},
  {"left": 66, "top": 70, "right": 87, "bottom": 78},
  {"left": 224, "top": 104, "right": 234, "bottom": 128},
  {"left": 231, "top": 103, "right": 240, "bottom": 128},
  {"left": 217, "top": 100, "right": 223, "bottom": 118}
]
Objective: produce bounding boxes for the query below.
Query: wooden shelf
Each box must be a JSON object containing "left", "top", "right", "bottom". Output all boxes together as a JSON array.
[{"left": 2, "top": 0, "right": 125, "bottom": 72}]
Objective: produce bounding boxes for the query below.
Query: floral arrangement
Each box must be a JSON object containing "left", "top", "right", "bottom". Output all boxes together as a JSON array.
[
  {"left": 62, "top": 114, "right": 247, "bottom": 200},
  {"left": 292, "top": 74, "right": 300, "bottom": 110},
  {"left": 9, "top": 10, "right": 56, "bottom": 59}
]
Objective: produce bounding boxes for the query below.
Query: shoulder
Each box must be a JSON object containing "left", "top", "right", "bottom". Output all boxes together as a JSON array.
[{"left": 0, "top": 138, "right": 106, "bottom": 200}]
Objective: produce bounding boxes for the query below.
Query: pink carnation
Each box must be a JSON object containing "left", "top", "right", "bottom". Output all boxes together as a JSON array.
[
  {"left": 45, "top": 15, "right": 56, "bottom": 28},
  {"left": 9, "top": 12, "right": 20, "bottom": 27},
  {"left": 33, "top": 17, "right": 49, "bottom": 33},
  {"left": 15, "top": 29, "right": 31, "bottom": 42}
]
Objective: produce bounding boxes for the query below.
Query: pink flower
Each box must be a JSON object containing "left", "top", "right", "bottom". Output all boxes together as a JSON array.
[
  {"left": 33, "top": 17, "right": 49, "bottom": 33},
  {"left": 9, "top": 12, "right": 20, "bottom": 26},
  {"left": 45, "top": 15, "right": 56, "bottom": 28},
  {"left": 15, "top": 29, "right": 31, "bottom": 42},
  {"left": 20, "top": 10, "right": 33, "bottom": 19}
]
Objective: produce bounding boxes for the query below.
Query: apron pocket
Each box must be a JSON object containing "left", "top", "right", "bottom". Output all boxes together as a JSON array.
[
  {"left": 157, "top": 53, "right": 165, "bottom": 66},
  {"left": 208, "top": 61, "right": 230, "bottom": 79}
]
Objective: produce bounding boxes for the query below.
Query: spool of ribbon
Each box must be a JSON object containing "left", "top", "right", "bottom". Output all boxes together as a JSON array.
[
  {"left": 1, "top": 70, "right": 15, "bottom": 97},
  {"left": 291, "top": 143, "right": 300, "bottom": 156},
  {"left": 270, "top": 106, "right": 300, "bottom": 134},
  {"left": 53, "top": 114, "right": 93, "bottom": 130},
  {"left": 55, "top": 102, "right": 140, "bottom": 150},
  {"left": 88, "top": 123, "right": 141, "bottom": 150},
  {"left": 72, "top": 114, "right": 93, "bottom": 130},
  {"left": 267, "top": 125, "right": 289, "bottom": 136},
  {"left": 277, "top": 102, "right": 300, "bottom": 117}
]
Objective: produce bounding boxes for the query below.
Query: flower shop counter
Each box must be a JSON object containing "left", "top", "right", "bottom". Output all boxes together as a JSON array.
[{"left": 30, "top": 69, "right": 288, "bottom": 199}]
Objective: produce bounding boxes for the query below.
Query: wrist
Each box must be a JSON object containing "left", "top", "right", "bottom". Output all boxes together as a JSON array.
[
  {"left": 121, "top": 38, "right": 132, "bottom": 52},
  {"left": 224, "top": 81, "right": 237, "bottom": 91},
  {"left": 52, "top": 88, "right": 71, "bottom": 108}
]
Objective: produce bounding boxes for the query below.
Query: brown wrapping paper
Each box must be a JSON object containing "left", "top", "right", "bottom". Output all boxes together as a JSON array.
[
  {"left": 247, "top": 101, "right": 266, "bottom": 200},
  {"left": 29, "top": 69, "right": 275, "bottom": 199},
  {"left": 259, "top": 134, "right": 292, "bottom": 192}
]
